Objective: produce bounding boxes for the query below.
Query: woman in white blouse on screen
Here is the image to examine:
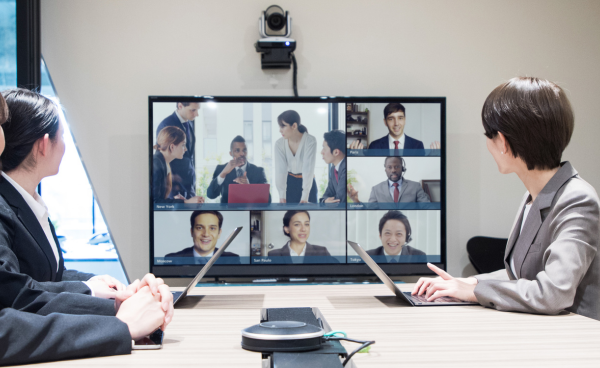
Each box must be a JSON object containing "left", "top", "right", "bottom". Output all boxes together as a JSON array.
[{"left": 274, "top": 110, "right": 318, "bottom": 203}]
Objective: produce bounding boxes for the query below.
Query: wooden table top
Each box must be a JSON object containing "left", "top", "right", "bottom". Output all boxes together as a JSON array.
[{"left": 22, "top": 283, "right": 600, "bottom": 367}]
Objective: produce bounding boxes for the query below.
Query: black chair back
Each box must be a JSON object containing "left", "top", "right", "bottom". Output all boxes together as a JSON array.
[{"left": 466, "top": 236, "right": 508, "bottom": 274}]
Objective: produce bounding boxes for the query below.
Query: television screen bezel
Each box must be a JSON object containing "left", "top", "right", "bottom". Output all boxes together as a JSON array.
[{"left": 148, "top": 96, "right": 446, "bottom": 279}]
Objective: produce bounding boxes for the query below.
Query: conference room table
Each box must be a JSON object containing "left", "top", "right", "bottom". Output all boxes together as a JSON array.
[{"left": 21, "top": 282, "right": 600, "bottom": 367}]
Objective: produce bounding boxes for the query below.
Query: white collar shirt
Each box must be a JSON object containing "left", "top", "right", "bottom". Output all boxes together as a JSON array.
[
  {"left": 388, "top": 134, "right": 406, "bottom": 150},
  {"left": 193, "top": 247, "right": 214, "bottom": 258},
  {"left": 384, "top": 247, "right": 401, "bottom": 262}
]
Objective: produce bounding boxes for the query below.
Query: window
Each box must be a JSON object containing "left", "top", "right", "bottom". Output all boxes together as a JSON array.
[{"left": 40, "top": 59, "right": 128, "bottom": 284}]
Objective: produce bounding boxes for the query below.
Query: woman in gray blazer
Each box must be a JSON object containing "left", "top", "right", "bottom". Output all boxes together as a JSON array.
[{"left": 412, "top": 77, "right": 600, "bottom": 321}]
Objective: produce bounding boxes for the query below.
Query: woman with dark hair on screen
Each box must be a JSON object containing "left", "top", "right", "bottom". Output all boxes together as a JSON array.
[
  {"left": 274, "top": 110, "right": 318, "bottom": 203},
  {"left": 412, "top": 77, "right": 600, "bottom": 320},
  {"left": 153, "top": 126, "right": 203, "bottom": 204},
  {"left": 268, "top": 210, "right": 331, "bottom": 258}
]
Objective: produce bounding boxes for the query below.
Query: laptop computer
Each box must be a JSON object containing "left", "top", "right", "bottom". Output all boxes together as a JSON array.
[
  {"left": 347, "top": 240, "right": 478, "bottom": 306},
  {"left": 172, "top": 226, "right": 243, "bottom": 306},
  {"left": 228, "top": 184, "right": 270, "bottom": 204}
]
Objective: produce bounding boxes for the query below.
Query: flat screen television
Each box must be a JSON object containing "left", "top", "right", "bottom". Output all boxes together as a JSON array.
[{"left": 149, "top": 96, "right": 445, "bottom": 279}]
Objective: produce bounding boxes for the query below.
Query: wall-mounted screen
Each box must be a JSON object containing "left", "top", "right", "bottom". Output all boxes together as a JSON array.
[{"left": 149, "top": 96, "right": 445, "bottom": 278}]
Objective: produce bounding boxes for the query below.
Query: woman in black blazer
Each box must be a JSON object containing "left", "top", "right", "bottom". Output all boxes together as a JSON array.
[
  {"left": 0, "top": 89, "right": 125, "bottom": 291},
  {"left": 268, "top": 210, "right": 331, "bottom": 258},
  {"left": 153, "top": 126, "right": 203, "bottom": 204}
]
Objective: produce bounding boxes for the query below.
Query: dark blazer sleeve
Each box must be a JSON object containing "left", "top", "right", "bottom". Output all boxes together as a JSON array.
[
  {"left": 268, "top": 248, "right": 285, "bottom": 256},
  {"left": 0, "top": 308, "right": 131, "bottom": 366},
  {"left": 207, "top": 164, "right": 226, "bottom": 200},
  {"left": 152, "top": 152, "right": 183, "bottom": 204},
  {"left": 368, "top": 136, "right": 388, "bottom": 149},
  {"left": 404, "top": 135, "right": 425, "bottom": 150},
  {"left": 320, "top": 167, "right": 336, "bottom": 203},
  {"left": 62, "top": 269, "right": 96, "bottom": 281}
]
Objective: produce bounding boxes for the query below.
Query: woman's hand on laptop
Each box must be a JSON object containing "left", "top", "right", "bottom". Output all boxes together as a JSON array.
[{"left": 412, "top": 263, "right": 478, "bottom": 302}]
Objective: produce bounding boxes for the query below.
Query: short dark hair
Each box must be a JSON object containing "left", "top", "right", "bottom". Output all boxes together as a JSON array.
[
  {"left": 0, "top": 88, "right": 61, "bottom": 172},
  {"left": 323, "top": 130, "right": 345, "bottom": 156},
  {"left": 230, "top": 135, "right": 246, "bottom": 151},
  {"left": 190, "top": 210, "right": 223, "bottom": 229},
  {"left": 277, "top": 110, "right": 308, "bottom": 133},
  {"left": 482, "top": 77, "right": 574, "bottom": 170},
  {"left": 378, "top": 210, "right": 412, "bottom": 243},
  {"left": 177, "top": 102, "right": 191, "bottom": 108},
  {"left": 383, "top": 103, "right": 406, "bottom": 120},
  {"left": 282, "top": 210, "right": 310, "bottom": 237}
]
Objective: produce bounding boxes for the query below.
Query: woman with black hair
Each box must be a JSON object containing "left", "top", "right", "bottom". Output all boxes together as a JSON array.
[
  {"left": 268, "top": 210, "right": 331, "bottom": 257},
  {"left": 412, "top": 77, "right": 600, "bottom": 321},
  {"left": 274, "top": 110, "right": 318, "bottom": 203},
  {"left": 0, "top": 88, "right": 125, "bottom": 292}
]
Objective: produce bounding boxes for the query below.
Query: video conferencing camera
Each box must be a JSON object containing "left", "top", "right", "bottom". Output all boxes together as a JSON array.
[{"left": 254, "top": 5, "right": 296, "bottom": 69}]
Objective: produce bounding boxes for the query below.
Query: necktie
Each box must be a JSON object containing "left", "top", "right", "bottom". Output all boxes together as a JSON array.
[
  {"left": 393, "top": 140, "right": 399, "bottom": 150},
  {"left": 393, "top": 182, "right": 400, "bottom": 203},
  {"left": 183, "top": 122, "right": 193, "bottom": 152},
  {"left": 334, "top": 168, "right": 339, "bottom": 183},
  {"left": 237, "top": 168, "right": 243, "bottom": 178}
]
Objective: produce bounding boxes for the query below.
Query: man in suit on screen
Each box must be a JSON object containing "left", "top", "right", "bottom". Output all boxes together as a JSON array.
[
  {"left": 319, "top": 130, "right": 346, "bottom": 203},
  {"left": 207, "top": 136, "right": 270, "bottom": 203},
  {"left": 347, "top": 156, "right": 430, "bottom": 203},
  {"left": 156, "top": 102, "right": 198, "bottom": 199},
  {"left": 348, "top": 103, "right": 440, "bottom": 150}
]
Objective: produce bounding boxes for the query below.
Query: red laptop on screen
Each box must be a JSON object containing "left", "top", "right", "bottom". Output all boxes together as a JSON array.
[{"left": 228, "top": 184, "right": 270, "bottom": 203}]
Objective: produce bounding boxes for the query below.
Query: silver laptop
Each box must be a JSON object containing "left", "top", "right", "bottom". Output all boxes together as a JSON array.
[
  {"left": 347, "top": 240, "right": 478, "bottom": 306},
  {"left": 172, "top": 226, "right": 243, "bottom": 306}
]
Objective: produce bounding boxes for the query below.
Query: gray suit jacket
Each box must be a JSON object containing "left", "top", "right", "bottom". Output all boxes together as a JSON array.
[
  {"left": 368, "top": 179, "right": 431, "bottom": 203},
  {"left": 474, "top": 162, "right": 600, "bottom": 320}
]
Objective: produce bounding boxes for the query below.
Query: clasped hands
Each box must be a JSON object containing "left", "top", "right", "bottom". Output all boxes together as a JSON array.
[
  {"left": 411, "top": 263, "right": 478, "bottom": 302},
  {"left": 86, "top": 274, "right": 174, "bottom": 339}
]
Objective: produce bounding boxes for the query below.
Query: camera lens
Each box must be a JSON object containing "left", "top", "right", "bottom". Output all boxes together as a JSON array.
[{"left": 267, "top": 13, "right": 285, "bottom": 31}]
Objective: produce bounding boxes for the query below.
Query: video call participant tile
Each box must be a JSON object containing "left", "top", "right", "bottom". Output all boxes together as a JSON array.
[
  {"left": 153, "top": 210, "right": 251, "bottom": 265},
  {"left": 251, "top": 210, "right": 346, "bottom": 264},
  {"left": 346, "top": 102, "right": 442, "bottom": 157},
  {"left": 346, "top": 156, "right": 441, "bottom": 210},
  {"left": 347, "top": 210, "right": 441, "bottom": 264}
]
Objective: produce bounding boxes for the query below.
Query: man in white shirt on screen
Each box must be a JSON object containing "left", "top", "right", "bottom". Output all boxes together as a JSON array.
[{"left": 164, "top": 211, "right": 240, "bottom": 264}]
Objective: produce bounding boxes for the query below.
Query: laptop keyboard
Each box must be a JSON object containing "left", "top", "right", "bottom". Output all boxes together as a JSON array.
[{"left": 404, "top": 292, "right": 463, "bottom": 303}]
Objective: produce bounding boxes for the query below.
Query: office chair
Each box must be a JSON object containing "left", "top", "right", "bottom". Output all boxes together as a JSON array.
[{"left": 466, "top": 236, "right": 508, "bottom": 274}]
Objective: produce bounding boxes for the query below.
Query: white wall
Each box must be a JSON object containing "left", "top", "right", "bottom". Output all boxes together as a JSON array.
[
  {"left": 261, "top": 211, "right": 346, "bottom": 256},
  {"left": 347, "top": 157, "right": 440, "bottom": 203},
  {"left": 40, "top": 0, "right": 600, "bottom": 278}
]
